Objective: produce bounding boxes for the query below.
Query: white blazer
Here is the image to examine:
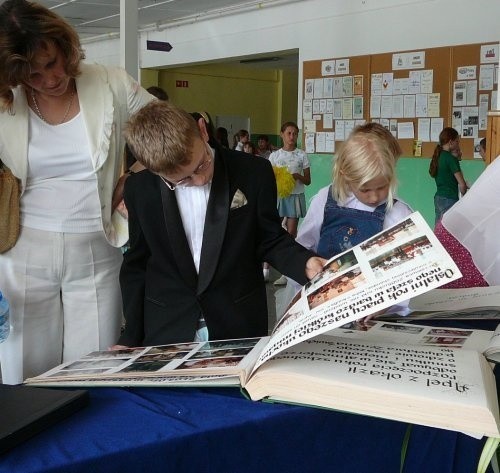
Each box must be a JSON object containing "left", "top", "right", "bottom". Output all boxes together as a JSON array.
[{"left": 0, "top": 62, "right": 153, "bottom": 247}]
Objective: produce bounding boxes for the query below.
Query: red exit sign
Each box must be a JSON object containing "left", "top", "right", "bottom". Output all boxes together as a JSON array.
[{"left": 176, "top": 80, "right": 189, "bottom": 88}]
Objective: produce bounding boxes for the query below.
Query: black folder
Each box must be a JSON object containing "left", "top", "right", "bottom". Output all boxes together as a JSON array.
[{"left": 0, "top": 384, "right": 89, "bottom": 454}]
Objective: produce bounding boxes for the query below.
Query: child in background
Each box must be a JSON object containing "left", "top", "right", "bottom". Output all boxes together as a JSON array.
[
  {"left": 478, "top": 137, "right": 486, "bottom": 161},
  {"left": 275, "top": 123, "right": 413, "bottom": 315},
  {"left": 429, "top": 127, "right": 468, "bottom": 225},
  {"left": 243, "top": 141, "right": 258, "bottom": 156},
  {"left": 233, "top": 129, "right": 250, "bottom": 151},
  {"left": 269, "top": 122, "right": 311, "bottom": 285},
  {"left": 256, "top": 134, "right": 273, "bottom": 159}
]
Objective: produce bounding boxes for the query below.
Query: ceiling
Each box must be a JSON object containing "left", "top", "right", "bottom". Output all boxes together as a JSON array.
[
  {"left": 29, "top": 0, "right": 300, "bottom": 69},
  {"left": 33, "top": 0, "right": 294, "bottom": 41}
]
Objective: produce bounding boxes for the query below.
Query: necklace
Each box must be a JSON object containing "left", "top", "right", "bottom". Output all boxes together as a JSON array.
[{"left": 31, "top": 84, "right": 76, "bottom": 125}]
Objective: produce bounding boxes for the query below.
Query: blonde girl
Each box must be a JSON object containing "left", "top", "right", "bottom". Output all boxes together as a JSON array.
[
  {"left": 297, "top": 122, "right": 412, "bottom": 257},
  {"left": 275, "top": 122, "right": 413, "bottom": 317}
]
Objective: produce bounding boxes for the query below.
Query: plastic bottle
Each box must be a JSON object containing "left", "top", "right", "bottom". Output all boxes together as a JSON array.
[{"left": 0, "top": 291, "right": 10, "bottom": 343}]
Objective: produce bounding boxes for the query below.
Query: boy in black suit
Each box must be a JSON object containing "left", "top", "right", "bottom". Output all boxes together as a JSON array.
[{"left": 113, "top": 101, "right": 324, "bottom": 348}]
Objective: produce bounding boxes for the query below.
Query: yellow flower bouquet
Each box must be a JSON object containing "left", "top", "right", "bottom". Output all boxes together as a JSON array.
[{"left": 272, "top": 166, "right": 295, "bottom": 198}]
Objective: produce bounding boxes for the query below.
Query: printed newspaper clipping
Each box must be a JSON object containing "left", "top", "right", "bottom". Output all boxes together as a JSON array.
[{"left": 254, "top": 211, "right": 461, "bottom": 369}]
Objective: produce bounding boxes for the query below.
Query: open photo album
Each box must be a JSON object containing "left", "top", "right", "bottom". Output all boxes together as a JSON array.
[{"left": 25, "top": 212, "right": 500, "bottom": 437}]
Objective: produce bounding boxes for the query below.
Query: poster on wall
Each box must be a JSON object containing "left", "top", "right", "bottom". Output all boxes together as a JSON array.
[
  {"left": 321, "top": 60, "right": 336, "bottom": 76},
  {"left": 480, "top": 44, "right": 499, "bottom": 64},
  {"left": 453, "top": 82, "right": 467, "bottom": 106},
  {"left": 392, "top": 51, "right": 425, "bottom": 70}
]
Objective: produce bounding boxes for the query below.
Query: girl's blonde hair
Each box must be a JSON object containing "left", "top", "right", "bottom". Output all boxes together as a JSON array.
[{"left": 332, "top": 123, "right": 402, "bottom": 209}]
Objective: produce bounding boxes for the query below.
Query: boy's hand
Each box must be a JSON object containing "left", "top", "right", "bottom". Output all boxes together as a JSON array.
[
  {"left": 305, "top": 256, "right": 327, "bottom": 280},
  {"left": 108, "top": 344, "right": 130, "bottom": 351}
]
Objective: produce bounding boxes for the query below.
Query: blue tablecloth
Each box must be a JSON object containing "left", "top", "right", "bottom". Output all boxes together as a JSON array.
[{"left": 0, "top": 386, "right": 493, "bottom": 473}]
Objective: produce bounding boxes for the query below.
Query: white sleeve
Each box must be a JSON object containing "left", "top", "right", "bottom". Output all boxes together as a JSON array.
[
  {"left": 382, "top": 199, "right": 413, "bottom": 317},
  {"left": 296, "top": 186, "right": 330, "bottom": 252},
  {"left": 383, "top": 199, "right": 414, "bottom": 229}
]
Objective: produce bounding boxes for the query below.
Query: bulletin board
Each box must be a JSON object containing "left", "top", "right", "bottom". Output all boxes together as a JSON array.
[
  {"left": 451, "top": 43, "right": 498, "bottom": 158},
  {"left": 302, "top": 42, "right": 499, "bottom": 158},
  {"left": 302, "top": 55, "right": 370, "bottom": 154},
  {"left": 370, "top": 46, "right": 450, "bottom": 158}
]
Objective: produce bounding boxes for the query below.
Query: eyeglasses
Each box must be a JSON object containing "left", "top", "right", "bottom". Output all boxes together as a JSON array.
[{"left": 160, "top": 147, "right": 213, "bottom": 191}]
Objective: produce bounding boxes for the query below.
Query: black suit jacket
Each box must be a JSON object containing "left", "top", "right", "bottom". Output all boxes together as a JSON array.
[{"left": 118, "top": 147, "right": 316, "bottom": 346}]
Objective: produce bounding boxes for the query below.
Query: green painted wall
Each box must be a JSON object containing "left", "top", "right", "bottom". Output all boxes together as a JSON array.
[{"left": 304, "top": 155, "right": 486, "bottom": 227}]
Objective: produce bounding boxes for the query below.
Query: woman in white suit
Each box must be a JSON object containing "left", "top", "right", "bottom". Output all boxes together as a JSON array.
[{"left": 0, "top": 0, "right": 153, "bottom": 383}]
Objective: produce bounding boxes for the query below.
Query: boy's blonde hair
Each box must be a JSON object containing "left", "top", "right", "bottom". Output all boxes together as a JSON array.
[
  {"left": 124, "top": 101, "right": 202, "bottom": 174},
  {"left": 332, "top": 122, "right": 402, "bottom": 209}
]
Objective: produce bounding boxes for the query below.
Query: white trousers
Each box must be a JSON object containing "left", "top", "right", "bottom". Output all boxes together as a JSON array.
[{"left": 0, "top": 226, "right": 123, "bottom": 384}]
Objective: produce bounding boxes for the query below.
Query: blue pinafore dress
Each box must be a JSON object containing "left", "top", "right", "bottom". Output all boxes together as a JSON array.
[{"left": 316, "top": 186, "right": 387, "bottom": 258}]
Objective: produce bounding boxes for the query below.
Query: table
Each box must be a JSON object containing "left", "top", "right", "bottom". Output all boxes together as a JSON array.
[{"left": 0, "top": 385, "right": 493, "bottom": 473}]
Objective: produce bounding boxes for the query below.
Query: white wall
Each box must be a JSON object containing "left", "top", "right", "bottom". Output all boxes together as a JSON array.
[{"left": 83, "top": 0, "right": 499, "bottom": 110}]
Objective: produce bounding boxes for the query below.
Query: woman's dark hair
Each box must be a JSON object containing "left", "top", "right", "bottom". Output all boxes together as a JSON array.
[
  {"left": 0, "top": 0, "right": 85, "bottom": 111},
  {"left": 216, "top": 127, "right": 229, "bottom": 148},
  {"left": 146, "top": 86, "right": 169, "bottom": 101},
  {"left": 190, "top": 111, "right": 217, "bottom": 148},
  {"left": 429, "top": 127, "right": 459, "bottom": 177}
]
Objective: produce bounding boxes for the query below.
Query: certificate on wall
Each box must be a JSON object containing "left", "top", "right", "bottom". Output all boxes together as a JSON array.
[
  {"left": 336, "top": 59, "right": 350, "bottom": 75},
  {"left": 305, "top": 133, "right": 315, "bottom": 153},
  {"left": 480, "top": 43, "right": 499, "bottom": 64},
  {"left": 466, "top": 81, "right": 478, "bottom": 106},
  {"left": 391, "top": 95, "right": 403, "bottom": 118},
  {"left": 371, "top": 73, "right": 383, "bottom": 95},
  {"left": 479, "top": 94, "right": 489, "bottom": 130},
  {"left": 397, "top": 122, "right": 414, "bottom": 139},
  {"left": 353, "top": 75, "right": 363, "bottom": 95},
  {"left": 316, "top": 132, "right": 326, "bottom": 153},
  {"left": 323, "top": 78, "right": 334, "bottom": 98},
  {"left": 417, "top": 118, "right": 430, "bottom": 142},
  {"left": 313, "top": 78, "right": 324, "bottom": 99},
  {"left": 430, "top": 118, "right": 444, "bottom": 142},
  {"left": 323, "top": 113, "right": 333, "bottom": 129},
  {"left": 380, "top": 96, "right": 392, "bottom": 118},
  {"left": 452, "top": 108, "right": 463, "bottom": 135},
  {"left": 370, "top": 95, "right": 381, "bottom": 118},
  {"left": 479, "top": 64, "right": 495, "bottom": 90},
  {"left": 303, "top": 99, "right": 313, "bottom": 120},
  {"left": 321, "top": 60, "right": 336, "bottom": 76},
  {"left": 304, "top": 120, "right": 317, "bottom": 133},
  {"left": 353, "top": 96, "right": 364, "bottom": 119},
  {"left": 427, "top": 93, "right": 440, "bottom": 117},
  {"left": 325, "top": 132, "right": 335, "bottom": 153},
  {"left": 335, "top": 120, "right": 345, "bottom": 141},
  {"left": 342, "top": 98, "right": 353, "bottom": 119},
  {"left": 403, "top": 95, "right": 416, "bottom": 118},
  {"left": 453, "top": 82, "right": 467, "bottom": 106},
  {"left": 420, "top": 70, "right": 434, "bottom": 94},
  {"left": 304, "top": 79, "right": 314, "bottom": 100},
  {"left": 415, "top": 94, "right": 428, "bottom": 117},
  {"left": 457, "top": 66, "right": 476, "bottom": 80}
]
